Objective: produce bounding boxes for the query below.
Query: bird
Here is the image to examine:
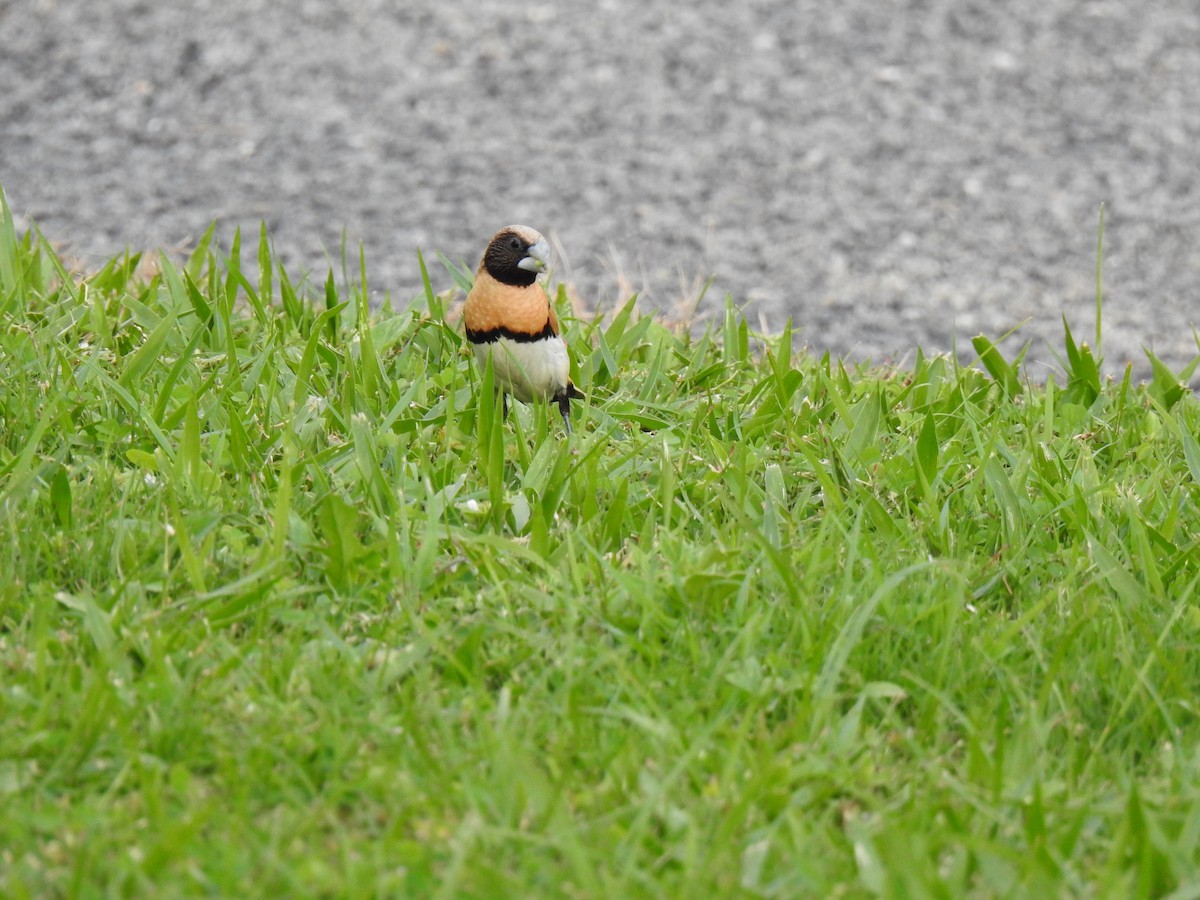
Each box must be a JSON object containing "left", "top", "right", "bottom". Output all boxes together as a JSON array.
[{"left": 462, "top": 225, "right": 584, "bottom": 433}]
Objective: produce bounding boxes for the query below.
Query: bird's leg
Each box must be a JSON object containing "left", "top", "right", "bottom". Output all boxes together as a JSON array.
[{"left": 501, "top": 391, "right": 509, "bottom": 419}]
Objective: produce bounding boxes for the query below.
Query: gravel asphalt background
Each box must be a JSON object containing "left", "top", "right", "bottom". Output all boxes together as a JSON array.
[{"left": 3, "top": 0, "right": 1197, "bottom": 379}]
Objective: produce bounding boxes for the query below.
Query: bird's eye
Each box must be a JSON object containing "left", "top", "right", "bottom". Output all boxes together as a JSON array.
[{"left": 508, "top": 236, "right": 522, "bottom": 251}]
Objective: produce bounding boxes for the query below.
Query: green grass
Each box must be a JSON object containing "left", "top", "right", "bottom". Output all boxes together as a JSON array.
[{"left": 3, "top": 184, "right": 1200, "bottom": 898}]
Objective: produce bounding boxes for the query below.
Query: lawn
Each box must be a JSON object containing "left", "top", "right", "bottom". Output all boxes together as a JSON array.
[{"left": 2, "top": 186, "right": 1200, "bottom": 897}]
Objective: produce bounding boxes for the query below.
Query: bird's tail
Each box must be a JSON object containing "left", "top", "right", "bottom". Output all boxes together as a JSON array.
[{"left": 557, "top": 382, "right": 585, "bottom": 434}]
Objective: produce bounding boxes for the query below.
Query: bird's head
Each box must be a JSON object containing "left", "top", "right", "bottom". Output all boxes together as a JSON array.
[{"left": 482, "top": 225, "right": 550, "bottom": 286}]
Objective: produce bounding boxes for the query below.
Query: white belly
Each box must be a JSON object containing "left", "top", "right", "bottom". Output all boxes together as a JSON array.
[{"left": 472, "top": 335, "right": 570, "bottom": 402}]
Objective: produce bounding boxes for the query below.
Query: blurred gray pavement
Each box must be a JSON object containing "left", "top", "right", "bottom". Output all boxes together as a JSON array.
[{"left": 2, "top": 0, "right": 1198, "bottom": 379}]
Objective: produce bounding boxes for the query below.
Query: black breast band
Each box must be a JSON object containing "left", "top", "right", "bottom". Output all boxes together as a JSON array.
[{"left": 466, "top": 321, "right": 557, "bottom": 344}]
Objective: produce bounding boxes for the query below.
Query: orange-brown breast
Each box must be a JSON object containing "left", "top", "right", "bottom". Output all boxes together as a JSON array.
[{"left": 463, "top": 268, "right": 558, "bottom": 337}]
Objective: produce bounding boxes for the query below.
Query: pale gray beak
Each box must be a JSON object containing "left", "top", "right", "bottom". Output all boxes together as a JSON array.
[{"left": 517, "top": 238, "right": 550, "bottom": 273}]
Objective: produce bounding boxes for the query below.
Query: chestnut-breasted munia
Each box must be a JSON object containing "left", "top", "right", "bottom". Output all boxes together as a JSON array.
[{"left": 462, "top": 225, "right": 583, "bottom": 432}]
